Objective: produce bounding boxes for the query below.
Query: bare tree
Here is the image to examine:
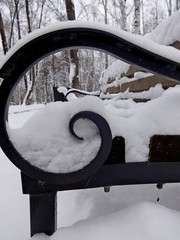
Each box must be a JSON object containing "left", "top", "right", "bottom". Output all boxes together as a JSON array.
[
  {"left": 165, "top": 0, "right": 172, "bottom": 16},
  {"left": 65, "top": 0, "right": 79, "bottom": 89},
  {"left": 112, "top": 0, "right": 127, "bottom": 30},
  {"left": 0, "top": 11, "right": 8, "bottom": 54},
  {"left": 133, "top": 0, "right": 141, "bottom": 34},
  {"left": 25, "top": 0, "right": 31, "bottom": 33},
  {"left": 39, "top": 0, "right": 46, "bottom": 28},
  {"left": 24, "top": 0, "right": 36, "bottom": 105},
  {"left": 119, "top": 0, "right": 127, "bottom": 31},
  {"left": 176, "top": 0, "right": 180, "bottom": 10},
  {"left": 14, "top": 0, "right": 21, "bottom": 39},
  {"left": 8, "top": 5, "right": 16, "bottom": 48},
  {"left": 100, "top": 0, "right": 109, "bottom": 68},
  {"left": 141, "top": 0, "right": 145, "bottom": 34}
]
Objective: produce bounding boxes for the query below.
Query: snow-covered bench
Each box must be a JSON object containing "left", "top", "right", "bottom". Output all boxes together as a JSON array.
[{"left": 0, "top": 22, "right": 180, "bottom": 237}]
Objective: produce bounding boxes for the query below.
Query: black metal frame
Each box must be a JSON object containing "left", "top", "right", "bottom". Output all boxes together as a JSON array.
[
  {"left": 1, "top": 26, "right": 180, "bottom": 184},
  {"left": 0, "top": 24, "right": 180, "bottom": 236}
]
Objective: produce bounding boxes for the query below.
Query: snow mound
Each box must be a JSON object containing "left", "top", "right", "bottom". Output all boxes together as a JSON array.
[
  {"left": 8, "top": 85, "right": 180, "bottom": 171},
  {"left": 8, "top": 96, "right": 105, "bottom": 173},
  {"left": 146, "top": 9, "right": 180, "bottom": 45},
  {"left": 99, "top": 60, "right": 130, "bottom": 91},
  {"left": 104, "top": 85, "right": 180, "bottom": 162},
  {"left": 99, "top": 10, "right": 180, "bottom": 90},
  {"left": 29, "top": 202, "right": 180, "bottom": 240}
]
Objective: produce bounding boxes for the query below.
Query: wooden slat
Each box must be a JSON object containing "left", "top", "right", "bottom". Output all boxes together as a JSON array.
[{"left": 149, "top": 135, "right": 180, "bottom": 162}]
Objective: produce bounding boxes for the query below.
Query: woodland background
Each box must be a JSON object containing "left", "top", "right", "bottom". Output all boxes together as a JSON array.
[{"left": 0, "top": 0, "right": 179, "bottom": 105}]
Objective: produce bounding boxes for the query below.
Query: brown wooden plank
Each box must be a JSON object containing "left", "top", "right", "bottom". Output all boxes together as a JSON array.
[{"left": 149, "top": 135, "right": 180, "bottom": 162}]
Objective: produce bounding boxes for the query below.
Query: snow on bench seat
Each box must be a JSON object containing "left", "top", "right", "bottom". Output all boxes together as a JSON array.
[{"left": 7, "top": 84, "right": 180, "bottom": 173}]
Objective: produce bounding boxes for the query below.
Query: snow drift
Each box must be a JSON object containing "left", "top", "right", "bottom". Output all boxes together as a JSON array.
[{"left": 29, "top": 202, "right": 180, "bottom": 240}]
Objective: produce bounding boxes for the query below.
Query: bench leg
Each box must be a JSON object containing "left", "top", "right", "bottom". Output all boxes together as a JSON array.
[{"left": 30, "top": 192, "right": 57, "bottom": 236}]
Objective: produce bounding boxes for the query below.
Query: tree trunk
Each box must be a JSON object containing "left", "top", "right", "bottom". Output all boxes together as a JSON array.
[
  {"left": 25, "top": 0, "right": 31, "bottom": 33},
  {"left": 176, "top": 0, "right": 180, "bottom": 10},
  {"left": 8, "top": 9, "right": 16, "bottom": 48},
  {"left": 15, "top": 0, "right": 28, "bottom": 98},
  {"left": 25, "top": 68, "right": 36, "bottom": 105},
  {"left": 168, "top": 0, "right": 172, "bottom": 16},
  {"left": 133, "top": 0, "right": 140, "bottom": 34},
  {"left": 0, "top": 11, "right": 8, "bottom": 54},
  {"left": 14, "top": 0, "right": 21, "bottom": 40},
  {"left": 112, "top": 0, "right": 127, "bottom": 31},
  {"left": 101, "top": 0, "right": 109, "bottom": 68},
  {"left": 24, "top": 0, "right": 36, "bottom": 105},
  {"left": 119, "top": 0, "right": 127, "bottom": 31},
  {"left": 141, "top": 0, "right": 145, "bottom": 34},
  {"left": 65, "top": 0, "right": 80, "bottom": 89},
  {"left": 39, "top": 0, "right": 46, "bottom": 28}
]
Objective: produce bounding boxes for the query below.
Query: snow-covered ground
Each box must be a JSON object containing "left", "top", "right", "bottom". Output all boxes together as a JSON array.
[
  {"left": 1, "top": 147, "right": 180, "bottom": 240},
  {"left": 1, "top": 87, "right": 180, "bottom": 240}
]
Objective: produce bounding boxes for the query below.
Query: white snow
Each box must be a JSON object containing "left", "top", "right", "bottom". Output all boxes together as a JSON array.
[
  {"left": 99, "top": 60, "right": 130, "bottom": 92},
  {"left": 1, "top": 19, "right": 180, "bottom": 72},
  {"left": 1, "top": 11, "right": 180, "bottom": 240},
  {"left": 2, "top": 103, "right": 180, "bottom": 239},
  {"left": 104, "top": 86, "right": 180, "bottom": 162},
  {"left": 105, "top": 83, "right": 164, "bottom": 100},
  {"left": 8, "top": 104, "right": 45, "bottom": 129},
  {"left": 146, "top": 9, "right": 180, "bottom": 45},
  {"left": 8, "top": 96, "right": 103, "bottom": 173},
  {"left": 98, "top": 9, "right": 180, "bottom": 91},
  {"left": 69, "top": 63, "right": 75, "bottom": 86},
  {"left": 7, "top": 84, "right": 180, "bottom": 172},
  {"left": 106, "top": 72, "right": 153, "bottom": 89},
  {"left": 57, "top": 87, "right": 100, "bottom": 101},
  {"left": 29, "top": 202, "right": 180, "bottom": 240}
]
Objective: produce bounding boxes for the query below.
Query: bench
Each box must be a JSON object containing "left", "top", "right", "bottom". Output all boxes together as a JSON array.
[{"left": 0, "top": 22, "right": 180, "bottom": 237}]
